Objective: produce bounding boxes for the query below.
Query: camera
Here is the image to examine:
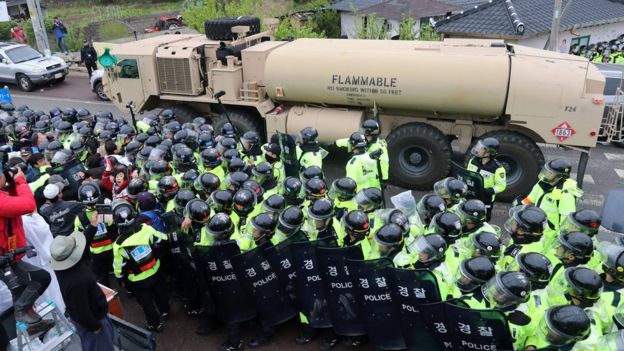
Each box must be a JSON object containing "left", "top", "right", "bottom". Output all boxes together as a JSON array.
[{"left": 96, "top": 204, "right": 113, "bottom": 215}]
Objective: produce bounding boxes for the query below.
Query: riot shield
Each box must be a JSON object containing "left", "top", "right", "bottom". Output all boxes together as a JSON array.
[
  {"left": 263, "top": 231, "right": 308, "bottom": 304},
  {"left": 278, "top": 132, "right": 298, "bottom": 178},
  {"left": 347, "top": 258, "right": 405, "bottom": 350},
  {"left": 230, "top": 242, "right": 297, "bottom": 326},
  {"left": 194, "top": 241, "right": 256, "bottom": 324},
  {"left": 54, "top": 158, "right": 87, "bottom": 195},
  {"left": 419, "top": 301, "right": 514, "bottom": 351},
  {"left": 602, "top": 188, "right": 624, "bottom": 234},
  {"left": 290, "top": 236, "right": 338, "bottom": 328},
  {"left": 387, "top": 268, "right": 441, "bottom": 351},
  {"left": 451, "top": 161, "right": 485, "bottom": 202},
  {"left": 316, "top": 245, "right": 365, "bottom": 336}
]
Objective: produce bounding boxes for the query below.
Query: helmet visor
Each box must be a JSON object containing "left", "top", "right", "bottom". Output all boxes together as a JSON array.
[
  {"left": 538, "top": 168, "right": 561, "bottom": 184},
  {"left": 538, "top": 313, "right": 586, "bottom": 347},
  {"left": 482, "top": 274, "right": 528, "bottom": 308},
  {"left": 454, "top": 262, "right": 485, "bottom": 293},
  {"left": 408, "top": 236, "right": 441, "bottom": 263},
  {"left": 355, "top": 191, "right": 377, "bottom": 212},
  {"left": 470, "top": 140, "right": 488, "bottom": 157}
]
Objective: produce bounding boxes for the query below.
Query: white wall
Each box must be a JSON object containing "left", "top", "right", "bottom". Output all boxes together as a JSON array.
[
  {"left": 514, "top": 21, "right": 624, "bottom": 51},
  {"left": 340, "top": 12, "right": 421, "bottom": 39}
]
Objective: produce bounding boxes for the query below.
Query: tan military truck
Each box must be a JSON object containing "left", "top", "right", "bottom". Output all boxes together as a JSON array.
[{"left": 103, "top": 17, "right": 606, "bottom": 201}]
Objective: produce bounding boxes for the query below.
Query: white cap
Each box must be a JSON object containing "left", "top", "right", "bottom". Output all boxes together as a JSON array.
[{"left": 43, "top": 184, "right": 60, "bottom": 200}]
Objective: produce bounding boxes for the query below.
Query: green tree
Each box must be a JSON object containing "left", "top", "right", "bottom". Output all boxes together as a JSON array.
[
  {"left": 312, "top": 9, "right": 340, "bottom": 38},
  {"left": 418, "top": 23, "right": 441, "bottom": 41},
  {"left": 398, "top": 15, "right": 417, "bottom": 40},
  {"left": 182, "top": 0, "right": 265, "bottom": 32},
  {"left": 352, "top": 12, "right": 389, "bottom": 39}
]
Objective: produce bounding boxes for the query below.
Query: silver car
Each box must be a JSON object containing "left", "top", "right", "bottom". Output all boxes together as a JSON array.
[
  {"left": 0, "top": 43, "right": 68, "bottom": 92},
  {"left": 90, "top": 69, "right": 109, "bottom": 101}
]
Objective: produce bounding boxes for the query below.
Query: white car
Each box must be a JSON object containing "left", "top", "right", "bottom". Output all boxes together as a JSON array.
[
  {"left": 0, "top": 42, "right": 68, "bottom": 92},
  {"left": 90, "top": 69, "right": 109, "bottom": 101}
]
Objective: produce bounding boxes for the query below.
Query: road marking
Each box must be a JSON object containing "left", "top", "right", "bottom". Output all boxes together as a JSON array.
[
  {"left": 11, "top": 94, "right": 114, "bottom": 106},
  {"left": 578, "top": 193, "right": 604, "bottom": 209},
  {"left": 605, "top": 153, "right": 624, "bottom": 162},
  {"left": 570, "top": 173, "right": 595, "bottom": 185},
  {"left": 615, "top": 169, "right": 624, "bottom": 179}
]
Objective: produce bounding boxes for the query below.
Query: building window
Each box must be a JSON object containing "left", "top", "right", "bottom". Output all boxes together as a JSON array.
[
  {"left": 570, "top": 35, "right": 590, "bottom": 53},
  {"left": 118, "top": 59, "right": 139, "bottom": 79}
]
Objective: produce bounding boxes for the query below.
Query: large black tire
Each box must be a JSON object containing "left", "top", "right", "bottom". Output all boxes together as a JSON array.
[
  {"left": 387, "top": 123, "right": 452, "bottom": 190},
  {"left": 465, "top": 130, "right": 544, "bottom": 202},
  {"left": 204, "top": 16, "right": 261, "bottom": 41},
  {"left": 16, "top": 74, "right": 33, "bottom": 92},
  {"left": 168, "top": 104, "right": 199, "bottom": 124},
  {"left": 212, "top": 108, "right": 263, "bottom": 139},
  {"left": 94, "top": 81, "right": 109, "bottom": 101}
]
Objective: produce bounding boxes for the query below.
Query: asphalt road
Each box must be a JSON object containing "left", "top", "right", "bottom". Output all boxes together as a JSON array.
[{"left": 10, "top": 72, "right": 624, "bottom": 351}]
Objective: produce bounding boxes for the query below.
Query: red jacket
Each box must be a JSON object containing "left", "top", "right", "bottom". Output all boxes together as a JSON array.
[
  {"left": 101, "top": 169, "right": 129, "bottom": 200},
  {"left": 0, "top": 176, "right": 36, "bottom": 256}
]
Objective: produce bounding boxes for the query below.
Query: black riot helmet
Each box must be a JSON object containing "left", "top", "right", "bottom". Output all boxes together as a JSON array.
[
  {"left": 385, "top": 210, "right": 410, "bottom": 236},
  {"left": 471, "top": 137, "right": 500, "bottom": 158},
  {"left": 300, "top": 166, "right": 324, "bottom": 183},
  {"left": 281, "top": 177, "right": 305, "bottom": 206},
  {"left": 559, "top": 209, "right": 601, "bottom": 236},
  {"left": 220, "top": 122, "right": 235, "bottom": 138},
  {"left": 127, "top": 178, "right": 148, "bottom": 200},
  {"left": 112, "top": 199, "right": 136, "bottom": 228},
  {"left": 299, "top": 127, "right": 318, "bottom": 144},
  {"left": 554, "top": 267, "right": 603, "bottom": 304},
  {"left": 77, "top": 183, "right": 101, "bottom": 207},
  {"left": 263, "top": 194, "right": 286, "bottom": 217},
  {"left": 482, "top": 272, "right": 531, "bottom": 308},
  {"left": 348, "top": 131, "right": 367, "bottom": 152},
  {"left": 205, "top": 213, "right": 235, "bottom": 241},
  {"left": 55, "top": 120, "right": 72, "bottom": 135},
  {"left": 304, "top": 178, "right": 328, "bottom": 200},
  {"left": 149, "top": 160, "right": 171, "bottom": 181},
  {"left": 145, "top": 135, "right": 162, "bottom": 148},
  {"left": 278, "top": 206, "right": 304, "bottom": 235},
  {"left": 216, "top": 137, "right": 238, "bottom": 155},
  {"left": 249, "top": 213, "right": 277, "bottom": 243},
  {"left": 194, "top": 172, "right": 221, "bottom": 196},
  {"left": 409, "top": 233, "right": 447, "bottom": 265},
  {"left": 159, "top": 109, "right": 175, "bottom": 125},
  {"left": 157, "top": 176, "right": 179, "bottom": 202},
  {"left": 540, "top": 305, "right": 591, "bottom": 346},
  {"left": 241, "top": 131, "right": 260, "bottom": 150},
  {"left": 225, "top": 171, "right": 249, "bottom": 193},
  {"left": 181, "top": 169, "right": 200, "bottom": 190},
  {"left": 343, "top": 210, "right": 370, "bottom": 242},
  {"left": 355, "top": 187, "right": 383, "bottom": 213},
  {"left": 430, "top": 212, "right": 463, "bottom": 243},
  {"left": 61, "top": 107, "right": 77, "bottom": 122},
  {"left": 361, "top": 119, "right": 380, "bottom": 138},
  {"left": 504, "top": 205, "right": 548, "bottom": 245},
  {"left": 456, "top": 199, "right": 486, "bottom": 228},
  {"left": 433, "top": 177, "right": 468, "bottom": 206},
  {"left": 307, "top": 198, "right": 334, "bottom": 229},
  {"left": 125, "top": 141, "right": 142, "bottom": 157},
  {"left": 233, "top": 189, "right": 257, "bottom": 216},
  {"left": 227, "top": 158, "right": 247, "bottom": 174},
  {"left": 184, "top": 199, "right": 211, "bottom": 225},
  {"left": 76, "top": 108, "right": 92, "bottom": 123},
  {"left": 198, "top": 131, "right": 215, "bottom": 151},
  {"left": 45, "top": 140, "right": 63, "bottom": 161},
  {"left": 539, "top": 159, "right": 572, "bottom": 185},
  {"left": 174, "top": 189, "right": 196, "bottom": 214},
  {"left": 553, "top": 232, "right": 593, "bottom": 263},
  {"left": 374, "top": 224, "right": 405, "bottom": 256},
  {"left": 200, "top": 148, "right": 222, "bottom": 169},
  {"left": 242, "top": 180, "right": 265, "bottom": 203},
  {"left": 172, "top": 146, "right": 196, "bottom": 172},
  {"left": 469, "top": 232, "right": 501, "bottom": 259},
  {"left": 328, "top": 177, "right": 357, "bottom": 202},
  {"left": 515, "top": 253, "right": 553, "bottom": 290},
  {"left": 455, "top": 257, "right": 496, "bottom": 293},
  {"left": 208, "top": 190, "right": 233, "bottom": 214},
  {"left": 416, "top": 194, "right": 447, "bottom": 224},
  {"left": 252, "top": 162, "right": 275, "bottom": 186}
]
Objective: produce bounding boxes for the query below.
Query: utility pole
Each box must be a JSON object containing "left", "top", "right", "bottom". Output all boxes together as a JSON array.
[
  {"left": 26, "top": 0, "right": 50, "bottom": 56},
  {"left": 547, "top": 0, "right": 562, "bottom": 52}
]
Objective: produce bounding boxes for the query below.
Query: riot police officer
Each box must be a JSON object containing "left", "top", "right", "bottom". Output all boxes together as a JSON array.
[
  {"left": 328, "top": 177, "right": 358, "bottom": 220},
  {"left": 517, "top": 305, "right": 591, "bottom": 350},
  {"left": 345, "top": 132, "right": 380, "bottom": 190},
  {"left": 339, "top": 210, "right": 375, "bottom": 258},
  {"left": 508, "top": 252, "right": 553, "bottom": 290},
  {"left": 305, "top": 197, "right": 338, "bottom": 240},
  {"left": 416, "top": 194, "right": 446, "bottom": 229},
  {"left": 280, "top": 176, "right": 305, "bottom": 207},
  {"left": 433, "top": 177, "right": 468, "bottom": 207},
  {"left": 374, "top": 223, "right": 410, "bottom": 266},
  {"left": 427, "top": 211, "right": 463, "bottom": 244},
  {"left": 522, "top": 159, "right": 583, "bottom": 248},
  {"left": 273, "top": 205, "right": 305, "bottom": 244},
  {"left": 112, "top": 200, "right": 169, "bottom": 332},
  {"left": 296, "top": 127, "right": 325, "bottom": 171},
  {"left": 454, "top": 256, "right": 496, "bottom": 296},
  {"left": 467, "top": 137, "right": 506, "bottom": 221}
]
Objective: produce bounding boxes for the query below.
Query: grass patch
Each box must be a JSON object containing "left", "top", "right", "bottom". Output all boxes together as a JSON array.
[
  {"left": 46, "top": 2, "right": 182, "bottom": 27},
  {"left": 98, "top": 21, "right": 129, "bottom": 40}
]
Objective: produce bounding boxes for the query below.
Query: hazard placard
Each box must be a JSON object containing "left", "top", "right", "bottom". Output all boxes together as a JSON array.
[{"left": 551, "top": 121, "right": 576, "bottom": 142}]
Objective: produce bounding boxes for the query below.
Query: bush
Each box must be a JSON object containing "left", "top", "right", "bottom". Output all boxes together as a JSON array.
[
  {"left": 182, "top": 0, "right": 265, "bottom": 32},
  {"left": 0, "top": 21, "right": 18, "bottom": 40},
  {"left": 274, "top": 18, "right": 325, "bottom": 40}
]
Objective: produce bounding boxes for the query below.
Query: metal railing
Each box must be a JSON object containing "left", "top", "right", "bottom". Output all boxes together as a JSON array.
[{"left": 600, "top": 87, "right": 624, "bottom": 143}]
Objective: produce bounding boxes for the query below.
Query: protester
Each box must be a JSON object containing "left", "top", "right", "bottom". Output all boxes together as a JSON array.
[
  {"left": 10, "top": 25, "right": 27, "bottom": 44},
  {"left": 52, "top": 17, "right": 69, "bottom": 54},
  {"left": 39, "top": 180, "right": 85, "bottom": 237},
  {"left": 51, "top": 228, "right": 114, "bottom": 351}
]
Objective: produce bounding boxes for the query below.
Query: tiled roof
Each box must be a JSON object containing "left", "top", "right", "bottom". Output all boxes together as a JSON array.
[
  {"left": 329, "top": 0, "right": 386, "bottom": 12},
  {"left": 360, "top": 0, "right": 462, "bottom": 21},
  {"left": 436, "top": 0, "right": 488, "bottom": 10},
  {"left": 435, "top": 0, "right": 624, "bottom": 38}
]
